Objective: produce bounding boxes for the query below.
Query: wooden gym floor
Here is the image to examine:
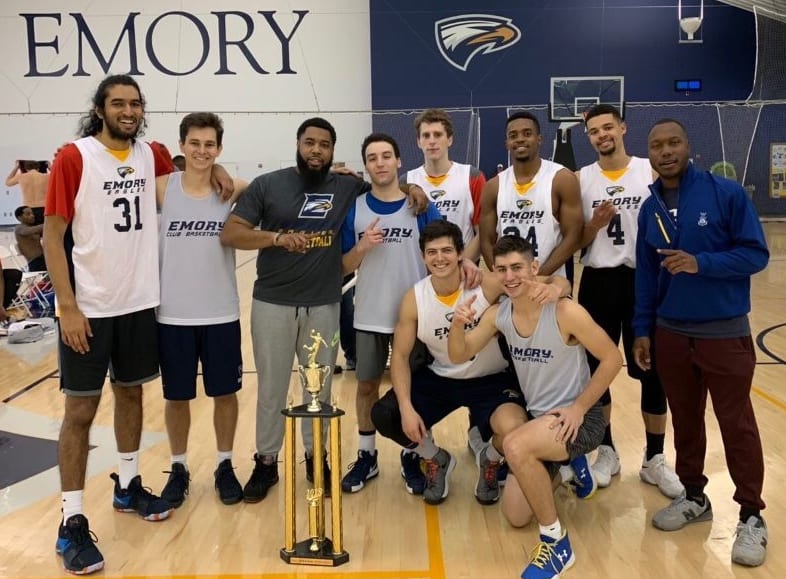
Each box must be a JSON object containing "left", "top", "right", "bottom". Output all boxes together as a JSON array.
[{"left": 1, "top": 222, "right": 784, "bottom": 579}]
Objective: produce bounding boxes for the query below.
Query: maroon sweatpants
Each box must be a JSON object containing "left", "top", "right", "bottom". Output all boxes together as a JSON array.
[{"left": 654, "top": 326, "right": 765, "bottom": 511}]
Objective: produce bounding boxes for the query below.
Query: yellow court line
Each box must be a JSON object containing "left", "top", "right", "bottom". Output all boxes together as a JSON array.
[
  {"left": 425, "top": 504, "right": 446, "bottom": 579},
  {"left": 753, "top": 385, "right": 786, "bottom": 413}
]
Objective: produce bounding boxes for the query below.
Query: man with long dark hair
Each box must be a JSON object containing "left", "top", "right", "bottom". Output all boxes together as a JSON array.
[{"left": 44, "top": 74, "right": 175, "bottom": 575}]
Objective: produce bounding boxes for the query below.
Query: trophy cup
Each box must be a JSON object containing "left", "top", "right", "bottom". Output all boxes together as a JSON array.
[
  {"left": 280, "top": 330, "right": 349, "bottom": 567},
  {"left": 298, "top": 330, "right": 332, "bottom": 413}
]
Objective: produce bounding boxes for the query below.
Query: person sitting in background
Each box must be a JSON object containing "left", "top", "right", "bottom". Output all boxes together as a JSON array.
[{"left": 14, "top": 205, "right": 47, "bottom": 272}]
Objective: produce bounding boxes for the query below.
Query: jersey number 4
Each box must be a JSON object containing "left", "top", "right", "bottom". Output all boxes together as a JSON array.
[
  {"left": 113, "top": 196, "right": 143, "bottom": 232},
  {"left": 502, "top": 225, "right": 539, "bottom": 256},
  {"left": 606, "top": 214, "right": 625, "bottom": 245}
]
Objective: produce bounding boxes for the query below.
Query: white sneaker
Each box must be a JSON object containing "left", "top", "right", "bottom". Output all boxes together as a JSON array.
[
  {"left": 559, "top": 464, "right": 575, "bottom": 487},
  {"left": 591, "top": 445, "right": 621, "bottom": 487},
  {"left": 640, "top": 452, "right": 684, "bottom": 499}
]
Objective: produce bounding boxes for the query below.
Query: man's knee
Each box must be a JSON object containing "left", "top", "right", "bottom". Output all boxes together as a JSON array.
[
  {"left": 371, "top": 399, "right": 398, "bottom": 438},
  {"left": 63, "top": 395, "right": 101, "bottom": 429},
  {"left": 357, "top": 380, "right": 380, "bottom": 397}
]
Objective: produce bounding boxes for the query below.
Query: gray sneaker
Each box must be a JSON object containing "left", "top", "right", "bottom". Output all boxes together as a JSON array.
[
  {"left": 474, "top": 445, "right": 500, "bottom": 505},
  {"left": 423, "top": 448, "right": 456, "bottom": 505},
  {"left": 732, "top": 516, "right": 767, "bottom": 567},
  {"left": 652, "top": 492, "right": 713, "bottom": 531}
]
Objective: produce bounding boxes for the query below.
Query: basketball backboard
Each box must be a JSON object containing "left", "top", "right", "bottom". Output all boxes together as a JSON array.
[{"left": 549, "top": 76, "right": 624, "bottom": 122}]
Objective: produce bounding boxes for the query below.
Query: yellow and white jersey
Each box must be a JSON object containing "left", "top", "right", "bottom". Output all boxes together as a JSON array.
[
  {"left": 496, "top": 160, "right": 565, "bottom": 276},
  {"left": 579, "top": 156, "right": 652, "bottom": 268},
  {"left": 406, "top": 162, "right": 477, "bottom": 245},
  {"left": 414, "top": 279, "right": 508, "bottom": 379}
]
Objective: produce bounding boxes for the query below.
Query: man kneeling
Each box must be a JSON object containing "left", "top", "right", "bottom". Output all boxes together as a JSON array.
[
  {"left": 448, "top": 235, "right": 622, "bottom": 579},
  {"left": 372, "top": 221, "right": 570, "bottom": 505}
]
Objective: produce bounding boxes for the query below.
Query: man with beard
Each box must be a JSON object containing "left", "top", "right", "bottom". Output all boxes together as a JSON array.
[
  {"left": 479, "top": 112, "right": 582, "bottom": 280},
  {"left": 220, "top": 118, "right": 429, "bottom": 503},
  {"left": 575, "top": 105, "right": 682, "bottom": 499},
  {"left": 44, "top": 74, "right": 176, "bottom": 575}
]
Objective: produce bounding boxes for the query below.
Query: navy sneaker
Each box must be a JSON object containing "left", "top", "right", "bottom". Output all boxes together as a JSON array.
[
  {"left": 400, "top": 450, "right": 425, "bottom": 495},
  {"left": 111, "top": 473, "right": 173, "bottom": 521},
  {"left": 160, "top": 463, "right": 189, "bottom": 508},
  {"left": 55, "top": 514, "right": 104, "bottom": 575},
  {"left": 341, "top": 450, "right": 379, "bottom": 493},
  {"left": 214, "top": 459, "right": 243, "bottom": 505}
]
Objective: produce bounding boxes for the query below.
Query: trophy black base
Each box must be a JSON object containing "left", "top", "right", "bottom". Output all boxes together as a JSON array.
[{"left": 280, "top": 539, "right": 349, "bottom": 566}]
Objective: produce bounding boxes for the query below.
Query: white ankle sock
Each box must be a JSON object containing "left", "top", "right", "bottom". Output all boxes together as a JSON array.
[
  {"left": 118, "top": 451, "right": 139, "bottom": 488},
  {"left": 62, "top": 490, "right": 84, "bottom": 522},
  {"left": 217, "top": 450, "right": 233, "bottom": 467},
  {"left": 414, "top": 433, "right": 438, "bottom": 460},
  {"left": 358, "top": 432, "right": 376, "bottom": 452},
  {"left": 539, "top": 519, "right": 563, "bottom": 541},
  {"left": 171, "top": 453, "right": 188, "bottom": 469}
]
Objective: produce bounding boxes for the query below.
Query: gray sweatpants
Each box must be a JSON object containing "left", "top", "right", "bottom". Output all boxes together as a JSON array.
[{"left": 250, "top": 299, "right": 339, "bottom": 456}]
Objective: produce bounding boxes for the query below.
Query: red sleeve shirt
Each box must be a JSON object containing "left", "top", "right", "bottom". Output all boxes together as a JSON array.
[{"left": 469, "top": 167, "right": 487, "bottom": 226}]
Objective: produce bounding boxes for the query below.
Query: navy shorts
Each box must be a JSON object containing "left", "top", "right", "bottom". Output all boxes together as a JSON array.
[
  {"left": 410, "top": 367, "right": 519, "bottom": 440},
  {"left": 158, "top": 320, "right": 243, "bottom": 401},
  {"left": 59, "top": 308, "right": 159, "bottom": 396}
]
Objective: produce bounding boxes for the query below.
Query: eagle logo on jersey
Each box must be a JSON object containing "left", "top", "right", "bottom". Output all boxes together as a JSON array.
[
  {"left": 117, "top": 166, "right": 135, "bottom": 178},
  {"left": 298, "top": 194, "right": 334, "bottom": 219},
  {"left": 435, "top": 15, "right": 521, "bottom": 72},
  {"left": 606, "top": 185, "right": 625, "bottom": 196},
  {"left": 516, "top": 198, "right": 533, "bottom": 209},
  {"left": 430, "top": 189, "right": 447, "bottom": 200}
]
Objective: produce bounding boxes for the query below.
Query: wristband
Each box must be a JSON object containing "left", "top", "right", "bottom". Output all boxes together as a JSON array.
[{"left": 273, "top": 231, "right": 283, "bottom": 246}]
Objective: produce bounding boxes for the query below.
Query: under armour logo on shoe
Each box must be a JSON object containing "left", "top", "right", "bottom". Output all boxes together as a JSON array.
[{"left": 556, "top": 550, "right": 569, "bottom": 563}]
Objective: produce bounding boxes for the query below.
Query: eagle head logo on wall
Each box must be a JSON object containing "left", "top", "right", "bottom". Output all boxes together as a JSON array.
[{"left": 435, "top": 14, "right": 521, "bottom": 72}]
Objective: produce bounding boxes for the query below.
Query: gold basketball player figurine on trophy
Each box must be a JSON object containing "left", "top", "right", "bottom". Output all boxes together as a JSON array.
[{"left": 300, "top": 330, "right": 331, "bottom": 412}]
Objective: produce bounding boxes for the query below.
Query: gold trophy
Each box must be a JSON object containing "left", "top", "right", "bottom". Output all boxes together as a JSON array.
[
  {"left": 299, "top": 330, "right": 331, "bottom": 413},
  {"left": 280, "top": 330, "right": 349, "bottom": 567}
]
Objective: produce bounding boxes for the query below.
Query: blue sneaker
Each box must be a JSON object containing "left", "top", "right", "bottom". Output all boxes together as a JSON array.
[
  {"left": 111, "top": 473, "right": 173, "bottom": 521},
  {"left": 400, "top": 450, "right": 426, "bottom": 495},
  {"left": 568, "top": 455, "right": 596, "bottom": 500},
  {"left": 55, "top": 514, "right": 104, "bottom": 575},
  {"left": 341, "top": 450, "right": 379, "bottom": 493},
  {"left": 521, "top": 530, "right": 575, "bottom": 579}
]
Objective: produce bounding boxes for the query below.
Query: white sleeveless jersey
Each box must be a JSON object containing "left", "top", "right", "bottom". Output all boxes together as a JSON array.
[
  {"left": 70, "top": 137, "right": 159, "bottom": 317},
  {"left": 353, "top": 194, "right": 426, "bottom": 333},
  {"left": 496, "top": 161, "right": 565, "bottom": 277},
  {"left": 157, "top": 173, "right": 239, "bottom": 325},
  {"left": 406, "top": 163, "right": 474, "bottom": 244},
  {"left": 496, "top": 300, "right": 590, "bottom": 416},
  {"left": 579, "top": 156, "right": 652, "bottom": 268},
  {"left": 414, "top": 279, "right": 509, "bottom": 379}
]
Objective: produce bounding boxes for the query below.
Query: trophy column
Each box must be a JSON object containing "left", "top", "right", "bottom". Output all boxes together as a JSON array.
[{"left": 280, "top": 393, "right": 349, "bottom": 566}]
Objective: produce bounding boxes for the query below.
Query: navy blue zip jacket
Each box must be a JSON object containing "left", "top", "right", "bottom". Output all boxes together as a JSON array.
[{"left": 633, "top": 162, "right": 769, "bottom": 338}]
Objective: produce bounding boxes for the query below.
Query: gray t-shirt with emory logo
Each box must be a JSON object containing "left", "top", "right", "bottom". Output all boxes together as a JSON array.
[{"left": 232, "top": 167, "right": 368, "bottom": 306}]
